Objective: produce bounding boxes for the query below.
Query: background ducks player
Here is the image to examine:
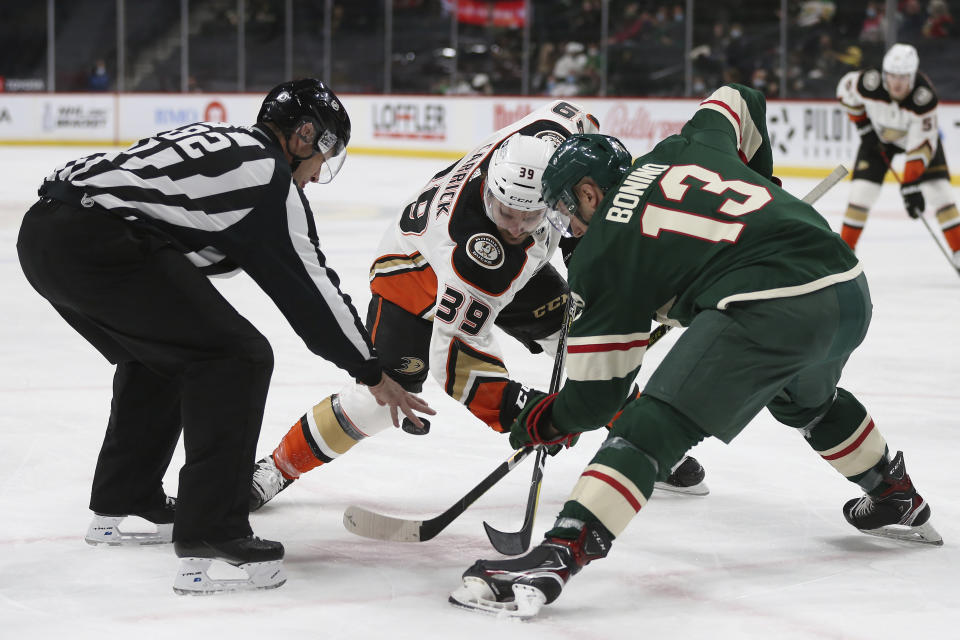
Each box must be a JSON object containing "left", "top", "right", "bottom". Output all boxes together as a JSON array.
[{"left": 837, "top": 43, "right": 960, "bottom": 266}]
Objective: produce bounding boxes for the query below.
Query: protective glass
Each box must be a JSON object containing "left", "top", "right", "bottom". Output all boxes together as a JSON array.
[{"left": 482, "top": 184, "right": 547, "bottom": 236}]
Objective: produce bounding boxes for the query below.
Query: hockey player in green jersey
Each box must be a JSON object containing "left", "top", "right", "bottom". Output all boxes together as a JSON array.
[{"left": 449, "top": 84, "right": 942, "bottom": 619}]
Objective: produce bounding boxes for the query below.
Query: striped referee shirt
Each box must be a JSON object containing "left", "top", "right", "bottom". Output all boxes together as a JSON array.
[{"left": 40, "top": 121, "right": 382, "bottom": 386}]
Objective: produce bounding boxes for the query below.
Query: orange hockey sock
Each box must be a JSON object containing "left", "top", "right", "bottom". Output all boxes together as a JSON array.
[
  {"left": 840, "top": 224, "right": 863, "bottom": 251},
  {"left": 941, "top": 223, "right": 960, "bottom": 253},
  {"left": 272, "top": 419, "right": 324, "bottom": 479}
]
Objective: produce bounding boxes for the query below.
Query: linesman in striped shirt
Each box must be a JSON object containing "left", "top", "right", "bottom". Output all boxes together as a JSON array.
[{"left": 16, "top": 78, "right": 433, "bottom": 595}]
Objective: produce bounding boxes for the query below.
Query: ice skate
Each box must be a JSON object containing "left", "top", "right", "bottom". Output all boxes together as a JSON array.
[
  {"left": 250, "top": 454, "right": 294, "bottom": 511},
  {"left": 449, "top": 522, "right": 611, "bottom": 618},
  {"left": 654, "top": 455, "right": 709, "bottom": 496},
  {"left": 843, "top": 451, "right": 942, "bottom": 546},
  {"left": 173, "top": 536, "right": 286, "bottom": 595},
  {"left": 84, "top": 496, "right": 175, "bottom": 546}
]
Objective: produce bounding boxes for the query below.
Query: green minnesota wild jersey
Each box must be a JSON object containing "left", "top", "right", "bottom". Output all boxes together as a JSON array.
[{"left": 555, "top": 84, "right": 862, "bottom": 433}]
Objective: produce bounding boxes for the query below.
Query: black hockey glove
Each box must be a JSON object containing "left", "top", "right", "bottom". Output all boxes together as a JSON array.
[
  {"left": 901, "top": 181, "right": 925, "bottom": 219},
  {"left": 499, "top": 381, "right": 546, "bottom": 430},
  {"left": 857, "top": 122, "right": 881, "bottom": 153},
  {"left": 506, "top": 389, "right": 580, "bottom": 453}
]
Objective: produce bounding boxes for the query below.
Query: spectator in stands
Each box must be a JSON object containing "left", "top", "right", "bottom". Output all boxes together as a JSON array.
[
  {"left": 859, "top": 2, "right": 886, "bottom": 43},
  {"left": 470, "top": 73, "right": 493, "bottom": 95},
  {"left": 650, "top": 4, "right": 683, "bottom": 46},
  {"left": 898, "top": 0, "right": 926, "bottom": 40},
  {"left": 87, "top": 59, "right": 110, "bottom": 92},
  {"left": 549, "top": 41, "right": 589, "bottom": 97},
  {"left": 724, "top": 23, "right": 751, "bottom": 81},
  {"left": 796, "top": 0, "right": 836, "bottom": 28},
  {"left": 750, "top": 66, "right": 780, "bottom": 98},
  {"left": 533, "top": 42, "right": 558, "bottom": 94},
  {"left": 608, "top": 2, "right": 653, "bottom": 45},
  {"left": 580, "top": 42, "right": 602, "bottom": 94},
  {"left": 923, "top": 0, "right": 954, "bottom": 38}
]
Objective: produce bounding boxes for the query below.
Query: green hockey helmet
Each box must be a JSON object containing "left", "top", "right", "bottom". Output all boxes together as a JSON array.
[{"left": 542, "top": 133, "right": 632, "bottom": 235}]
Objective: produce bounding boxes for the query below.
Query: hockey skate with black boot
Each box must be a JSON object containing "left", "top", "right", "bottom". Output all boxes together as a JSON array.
[
  {"left": 250, "top": 454, "right": 295, "bottom": 511},
  {"left": 173, "top": 535, "right": 286, "bottom": 594},
  {"left": 449, "top": 521, "right": 612, "bottom": 618},
  {"left": 654, "top": 455, "right": 709, "bottom": 496},
  {"left": 85, "top": 495, "right": 176, "bottom": 546},
  {"left": 843, "top": 451, "right": 942, "bottom": 546}
]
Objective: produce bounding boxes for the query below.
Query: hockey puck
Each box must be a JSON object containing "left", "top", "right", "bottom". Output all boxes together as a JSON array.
[{"left": 401, "top": 417, "right": 430, "bottom": 435}]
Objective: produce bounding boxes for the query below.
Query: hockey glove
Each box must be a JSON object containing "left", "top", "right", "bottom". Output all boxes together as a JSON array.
[
  {"left": 901, "top": 182, "right": 925, "bottom": 219},
  {"left": 857, "top": 122, "right": 881, "bottom": 153},
  {"left": 499, "top": 381, "right": 547, "bottom": 430},
  {"left": 507, "top": 390, "right": 580, "bottom": 454}
]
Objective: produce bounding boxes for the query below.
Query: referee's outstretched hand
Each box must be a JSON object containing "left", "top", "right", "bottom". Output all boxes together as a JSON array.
[{"left": 368, "top": 372, "right": 436, "bottom": 429}]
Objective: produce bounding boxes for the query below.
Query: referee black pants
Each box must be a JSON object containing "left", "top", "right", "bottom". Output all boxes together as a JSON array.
[{"left": 17, "top": 198, "right": 273, "bottom": 542}]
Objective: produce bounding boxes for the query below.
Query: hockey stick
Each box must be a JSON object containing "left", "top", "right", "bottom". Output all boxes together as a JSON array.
[
  {"left": 479, "top": 165, "right": 851, "bottom": 554},
  {"left": 341, "top": 317, "right": 672, "bottom": 544},
  {"left": 876, "top": 150, "right": 960, "bottom": 277},
  {"left": 342, "top": 168, "right": 851, "bottom": 547},
  {"left": 916, "top": 216, "right": 960, "bottom": 276},
  {"left": 803, "top": 164, "right": 849, "bottom": 206},
  {"left": 481, "top": 320, "right": 673, "bottom": 555},
  {"left": 481, "top": 294, "right": 576, "bottom": 555},
  {"left": 343, "top": 296, "right": 575, "bottom": 545},
  {"left": 342, "top": 446, "right": 535, "bottom": 542}
]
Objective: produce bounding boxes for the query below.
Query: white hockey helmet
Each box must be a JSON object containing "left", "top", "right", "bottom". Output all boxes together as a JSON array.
[
  {"left": 483, "top": 133, "right": 558, "bottom": 237},
  {"left": 882, "top": 43, "right": 919, "bottom": 95},
  {"left": 882, "top": 43, "right": 919, "bottom": 76}
]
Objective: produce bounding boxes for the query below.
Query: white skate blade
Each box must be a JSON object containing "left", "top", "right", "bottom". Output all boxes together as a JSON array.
[
  {"left": 653, "top": 480, "right": 710, "bottom": 496},
  {"left": 173, "top": 557, "right": 286, "bottom": 595},
  {"left": 448, "top": 577, "right": 545, "bottom": 619},
  {"left": 858, "top": 519, "right": 944, "bottom": 546},
  {"left": 84, "top": 515, "right": 173, "bottom": 546}
]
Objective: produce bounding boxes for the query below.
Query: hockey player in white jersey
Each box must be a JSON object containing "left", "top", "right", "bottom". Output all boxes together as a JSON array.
[
  {"left": 249, "top": 101, "right": 708, "bottom": 510},
  {"left": 836, "top": 43, "right": 960, "bottom": 266}
]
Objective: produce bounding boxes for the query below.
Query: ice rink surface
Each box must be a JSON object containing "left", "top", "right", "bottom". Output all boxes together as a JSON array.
[{"left": 1, "top": 146, "right": 958, "bottom": 639}]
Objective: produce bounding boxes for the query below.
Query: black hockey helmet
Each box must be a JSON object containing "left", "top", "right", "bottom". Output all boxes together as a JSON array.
[{"left": 258, "top": 78, "right": 351, "bottom": 182}]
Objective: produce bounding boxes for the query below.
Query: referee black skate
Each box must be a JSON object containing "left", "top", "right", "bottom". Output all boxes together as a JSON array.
[{"left": 17, "top": 78, "right": 433, "bottom": 595}]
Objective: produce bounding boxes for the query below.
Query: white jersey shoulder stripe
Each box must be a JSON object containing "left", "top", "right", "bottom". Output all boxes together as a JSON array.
[
  {"left": 84, "top": 157, "right": 275, "bottom": 201},
  {"left": 122, "top": 147, "right": 183, "bottom": 170},
  {"left": 284, "top": 184, "right": 375, "bottom": 360},
  {"left": 566, "top": 332, "right": 649, "bottom": 381},
  {"left": 91, "top": 191, "right": 252, "bottom": 231},
  {"left": 716, "top": 262, "right": 863, "bottom": 309},
  {"left": 699, "top": 86, "right": 763, "bottom": 162}
]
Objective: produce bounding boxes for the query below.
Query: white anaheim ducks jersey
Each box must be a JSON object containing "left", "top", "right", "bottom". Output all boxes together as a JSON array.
[
  {"left": 837, "top": 69, "right": 941, "bottom": 174},
  {"left": 369, "top": 100, "right": 598, "bottom": 430}
]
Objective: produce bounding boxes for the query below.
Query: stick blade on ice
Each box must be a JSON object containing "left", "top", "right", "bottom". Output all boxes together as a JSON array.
[{"left": 342, "top": 505, "right": 424, "bottom": 542}]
